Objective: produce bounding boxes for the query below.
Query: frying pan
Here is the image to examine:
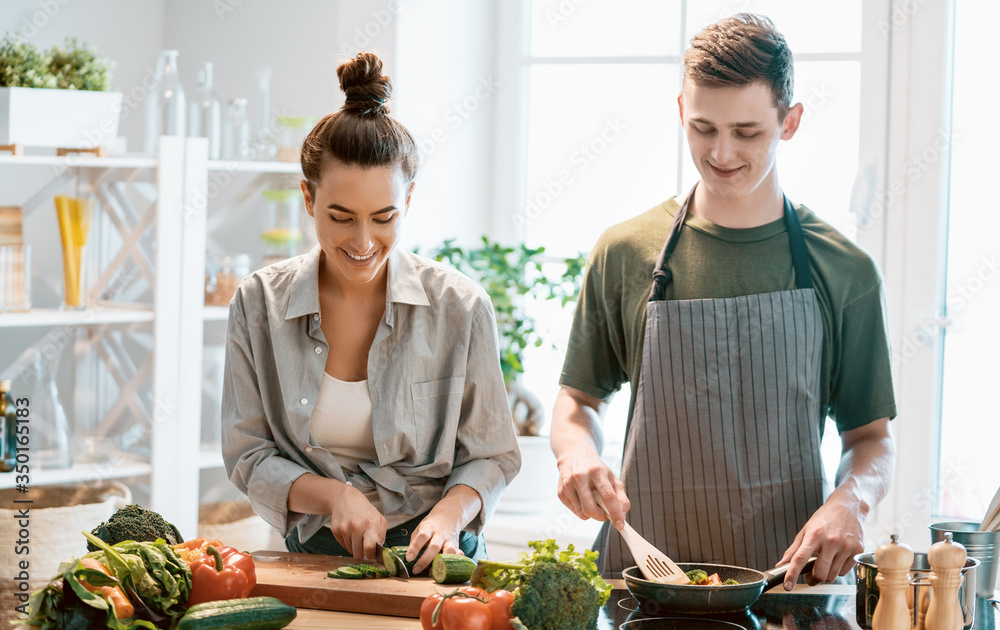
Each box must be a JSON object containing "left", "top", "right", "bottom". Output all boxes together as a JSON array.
[{"left": 623, "top": 558, "right": 817, "bottom": 615}]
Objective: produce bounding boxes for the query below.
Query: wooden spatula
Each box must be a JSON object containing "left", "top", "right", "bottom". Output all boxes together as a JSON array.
[{"left": 592, "top": 491, "right": 688, "bottom": 584}]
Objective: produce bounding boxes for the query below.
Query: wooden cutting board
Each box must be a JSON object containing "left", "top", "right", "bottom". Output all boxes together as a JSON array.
[{"left": 249, "top": 550, "right": 442, "bottom": 618}]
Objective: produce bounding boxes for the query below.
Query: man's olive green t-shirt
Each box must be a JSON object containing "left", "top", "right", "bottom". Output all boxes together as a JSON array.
[{"left": 560, "top": 197, "right": 897, "bottom": 434}]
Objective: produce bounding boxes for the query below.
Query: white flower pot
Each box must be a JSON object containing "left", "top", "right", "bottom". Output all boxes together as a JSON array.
[
  {"left": 496, "top": 435, "right": 561, "bottom": 514},
  {"left": 0, "top": 87, "right": 123, "bottom": 150}
]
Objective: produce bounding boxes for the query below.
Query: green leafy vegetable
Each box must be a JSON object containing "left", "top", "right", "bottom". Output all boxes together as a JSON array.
[
  {"left": 471, "top": 539, "right": 611, "bottom": 630},
  {"left": 13, "top": 559, "right": 157, "bottom": 629},
  {"left": 83, "top": 531, "right": 192, "bottom": 627}
]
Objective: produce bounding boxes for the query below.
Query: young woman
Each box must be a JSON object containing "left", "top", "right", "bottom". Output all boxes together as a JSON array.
[{"left": 221, "top": 52, "right": 520, "bottom": 573}]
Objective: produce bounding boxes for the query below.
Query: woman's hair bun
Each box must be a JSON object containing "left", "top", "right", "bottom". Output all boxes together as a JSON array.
[{"left": 337, "top": 51, "right": 392, "bottom": 116}]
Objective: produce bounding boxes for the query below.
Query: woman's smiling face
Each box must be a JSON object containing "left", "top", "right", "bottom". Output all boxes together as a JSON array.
[{"left": 302, "top": 161, "right": 413, "bottom": 289}]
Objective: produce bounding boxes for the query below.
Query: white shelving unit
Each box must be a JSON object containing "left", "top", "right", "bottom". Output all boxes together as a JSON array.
[
  {"left": 0, "top": 137, "right": 192, "bottom": 531},
  {"left": 0, "top": 137, "right": 305, "bottom": 539}
]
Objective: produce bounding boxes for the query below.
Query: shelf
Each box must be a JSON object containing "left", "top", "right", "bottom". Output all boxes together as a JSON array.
[
  {"left": 207, "top": 159, "right": 301, "bottom": 174},
  {"left": 0, "top": 306, "right": 154, "bottom": 328},
  {"left": 0, "top": 455, "right": 152, "bottom": 490},
  {"left": 198, "top": 449, "right": 225, "bottom": 470},
  {"left": 202, "top": 306, "right": 230, "bottom": 321},
  {"left": 0, "top": 154, "right": 157, "bottom": 169}
]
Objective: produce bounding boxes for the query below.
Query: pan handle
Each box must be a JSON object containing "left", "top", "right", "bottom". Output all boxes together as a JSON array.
[{"left": 761, "top": 556, "right": 818, "bottom": 591}]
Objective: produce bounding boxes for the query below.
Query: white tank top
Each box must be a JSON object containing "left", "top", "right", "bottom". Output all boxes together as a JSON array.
[{"left": 309, "top": 372, "right": 378, "bottom": 473}]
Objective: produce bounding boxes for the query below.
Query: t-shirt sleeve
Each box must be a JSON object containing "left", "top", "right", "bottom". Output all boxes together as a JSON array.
[
  {"left": 828, "top": 280, "right": 897, "bottom": 432},
  {"left": 559, "top": 252, "right": 628, "bottom": 401}
]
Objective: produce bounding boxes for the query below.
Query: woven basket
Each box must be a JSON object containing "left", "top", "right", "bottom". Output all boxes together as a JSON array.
[
  {"left": 198, "top": 500, "right": 275, "bottom": 552},
  {"left": 0, "top": 482, "right": 130, "bottom": 588}
]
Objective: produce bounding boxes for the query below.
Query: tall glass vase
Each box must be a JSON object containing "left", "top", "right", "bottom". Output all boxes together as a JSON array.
[
  {"left": 24, "top": 346, "right": 72, "bottom": 470},
  {"left": 144, "top": 50, "right": 186, "bottom": 155}
]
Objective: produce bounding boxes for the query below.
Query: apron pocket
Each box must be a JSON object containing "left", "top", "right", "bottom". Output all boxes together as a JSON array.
[{"left": 409, "top": 377, "right": 465, "bottom": 456}]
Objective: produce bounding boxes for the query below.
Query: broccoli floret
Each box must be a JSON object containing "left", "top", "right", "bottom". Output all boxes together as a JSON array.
[
  {"left": 87, "top": 504, "right": 183, "bottom": 551},
  {"left": 510, "top": 561, "right": 601, "bottom": 630},
  {"left": 685, "top": 569, "right": 709, "bottom": 584}
]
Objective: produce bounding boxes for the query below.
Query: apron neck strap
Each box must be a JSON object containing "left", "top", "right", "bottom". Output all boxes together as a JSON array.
[{"left": 649, "top": 183, "right": 813, "bottom": 302}]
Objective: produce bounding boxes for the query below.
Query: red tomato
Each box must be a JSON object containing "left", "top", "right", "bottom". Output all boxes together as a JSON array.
[
  {"left": 456, "top": 586, "right": 489, "bottom": 599},
  {"left": 485, "top": 589, "right": 514, "bottom": 630},
  {"left": 439, "top": 596, "right": 493, "bottom": 630},
  {"left": 420, "top": 593, "right": 445, "bottom": 630}
]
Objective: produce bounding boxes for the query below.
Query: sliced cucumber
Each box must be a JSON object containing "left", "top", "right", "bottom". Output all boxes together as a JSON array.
[
  {"left": 328, "top": 566, "right": 367, "bottom": 579},
  {"left": 430, "top": 554, "right": 477, "bottom": 584},
  {"left": 350, "top": 563, "right": 391, "bottom": 578}
]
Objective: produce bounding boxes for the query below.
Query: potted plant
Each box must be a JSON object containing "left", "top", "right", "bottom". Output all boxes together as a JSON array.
[
  {"left": 0, "top": 35, "right": 121, "bottom": 153},
  {"left": 425, "top": 237, "right": 587, "bottom": 512}
]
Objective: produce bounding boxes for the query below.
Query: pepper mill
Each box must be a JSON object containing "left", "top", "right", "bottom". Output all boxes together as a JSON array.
[
  {"left": 925, "top": 532, "right": 966, "bottom": 630},
  {"left": 872, "top": 534, "right": 913, "bottom": 630}
]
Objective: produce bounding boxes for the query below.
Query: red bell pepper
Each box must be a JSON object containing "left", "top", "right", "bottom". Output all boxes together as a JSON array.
[{"left": 173, "top": 537, "right": 257, "bottom": 606}]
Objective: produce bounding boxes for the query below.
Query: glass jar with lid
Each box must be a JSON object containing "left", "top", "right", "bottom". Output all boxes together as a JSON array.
[
  {"left": 261, "top": 189, "right": 304, "bottom": 267},
  {"left": 204, "top": 253, "right": 251, "bottom": 307},
  {"left": 275, "top": 116, "right": 316, "bottom": 162}
]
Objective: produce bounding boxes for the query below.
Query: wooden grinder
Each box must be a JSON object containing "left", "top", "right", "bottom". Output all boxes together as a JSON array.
[
  {"left": 872, "top": 533, "right": 913, "bottom": 630},
  {"left": 925, "top": 531, "right": 967, "bottom": 630}
]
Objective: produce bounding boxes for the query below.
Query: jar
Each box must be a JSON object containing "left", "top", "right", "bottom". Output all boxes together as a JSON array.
[
  {"left": 275, "top": 116, "right": 315, "bottom": 162},
  {"left": 261, "top": 189, "right": 303, "bottom": 268},
  {"left": 204, "top": 254, "right": 251, "bottom": 307}
]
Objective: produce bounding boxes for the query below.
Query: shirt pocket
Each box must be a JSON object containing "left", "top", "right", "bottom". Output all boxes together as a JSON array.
[{"left": 409, "top": 376, "right": 465, "bottom": 456}]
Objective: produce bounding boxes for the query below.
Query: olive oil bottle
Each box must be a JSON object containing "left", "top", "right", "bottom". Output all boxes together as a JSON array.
[{"left": 0, "top": 380, "right": 16, "bottom": 473}]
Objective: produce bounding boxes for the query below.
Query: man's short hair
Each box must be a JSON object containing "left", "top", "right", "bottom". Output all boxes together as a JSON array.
[{"left": 683, "top": 13, "right": 794, "bottom": 120}]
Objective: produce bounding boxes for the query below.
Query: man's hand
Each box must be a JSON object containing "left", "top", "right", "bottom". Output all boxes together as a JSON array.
[
  {"left": 778, "top": 418, "right": 894, "bottom": 589},
  {"left": 557, "top": 449, "right": 630, "bottom": 529},
  {"left": 777, "top": 490, "right": 865, "bottom": 588},
  {"left": 550, "top": 386, "right": 631, "bottom": 528}
]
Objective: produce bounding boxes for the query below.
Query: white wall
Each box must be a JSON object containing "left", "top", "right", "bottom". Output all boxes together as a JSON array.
[
  {"left": 0, "top": 0, "right": 167, "bottom": 150},
  {"left": 393, "top": 0, "right": 498, "bottom": 250},
  {"left": 162, "top": 0, "right": 396, "bottom": 149}
]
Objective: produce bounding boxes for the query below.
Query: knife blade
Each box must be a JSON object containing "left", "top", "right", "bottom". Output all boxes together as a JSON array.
[{"left": 375, "top": 541, "right": 409, "bottom": 581}]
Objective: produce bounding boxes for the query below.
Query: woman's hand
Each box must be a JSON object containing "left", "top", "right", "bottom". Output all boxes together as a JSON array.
[
  {"left": 407, "top": 485, "right": 482, "bottom": 574},
  {"left": 328, "top": 483, "right": 388, "bottom": 561},
  {"left": 287, "top": 474, "right": 387, "bottom": 561}
]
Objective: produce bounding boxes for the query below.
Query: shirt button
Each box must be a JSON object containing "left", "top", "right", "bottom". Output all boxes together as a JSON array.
[
  {"left": 305, "top": 446, "right": 313, "bottom": 453},
  {"left": 313, "top": 314, "right": 320, "bottom": 321},
  {"left": 314, "top": 346, "right": 322, "bottom": 354},
  {"left": 300, "top": 398, "right": 308, "bottom": 405}
]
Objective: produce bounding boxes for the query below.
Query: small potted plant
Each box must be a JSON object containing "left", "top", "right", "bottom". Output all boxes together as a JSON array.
[
  {"left": 0, "top": 35, "right": 121, "bottom": 153},
  {"left": 425, "top": 237, "right": 586, "bottom": 511}
]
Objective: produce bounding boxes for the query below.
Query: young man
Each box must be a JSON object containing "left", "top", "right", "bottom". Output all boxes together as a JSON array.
[{"left": 551, "top": 13, "right": 896, "bottom": 587}]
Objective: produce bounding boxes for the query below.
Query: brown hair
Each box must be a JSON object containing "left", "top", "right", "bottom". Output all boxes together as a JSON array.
[
  {"left": 301, "top": 52, "right": 419, "bottom": 195},
  {"left": 683, "top": 13, "right": 794, "bottom": 119}
]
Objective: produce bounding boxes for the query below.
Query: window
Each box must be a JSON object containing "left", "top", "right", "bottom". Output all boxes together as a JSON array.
[{"left": 937, "top": 0, "right": 1000, "bottom": 520}]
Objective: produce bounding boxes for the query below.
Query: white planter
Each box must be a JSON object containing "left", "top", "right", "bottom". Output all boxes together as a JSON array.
[
  {"left": 496, "top": 435, "right": 561, "bottom": 514},
  {"left": 0, "top": 87, "right": 123, "bottom": 150}
]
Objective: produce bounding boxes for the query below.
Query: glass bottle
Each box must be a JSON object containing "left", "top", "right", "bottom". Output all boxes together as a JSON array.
[
  {"left": 144, "top": 50, "right": 187, "bottom": 154},
  {"left": 189, "top": 62, "right": 222, "bottom": 160},
  {"left": 25, "top": 347, "right": 72, "bottom": 470},
  {"left": 254, "top": 67, "right": 277, "bottom": 160},
  {"left": 223, "top": 98, "right": 251, "bottom": 161},
  {"left": 0, "top": 379, "right": 16, "bottom": 473}
]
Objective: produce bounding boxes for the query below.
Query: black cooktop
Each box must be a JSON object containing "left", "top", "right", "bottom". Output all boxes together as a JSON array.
[{"left": 596, "top": 588, "right": 1000, "bottom": 630}]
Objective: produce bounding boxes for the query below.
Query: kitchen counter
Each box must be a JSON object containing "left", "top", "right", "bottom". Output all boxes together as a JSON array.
[{"left": 280, "top": 582, "right": 999, "bottom": 629}]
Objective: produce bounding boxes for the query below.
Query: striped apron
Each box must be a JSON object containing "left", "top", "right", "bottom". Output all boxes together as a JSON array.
[{"left": 597, "top": 187, "right": 826, "bottom": 577}]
